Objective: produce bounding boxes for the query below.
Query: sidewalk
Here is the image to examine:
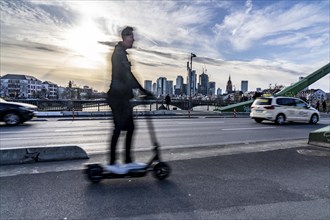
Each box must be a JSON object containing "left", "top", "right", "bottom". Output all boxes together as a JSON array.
[{"left": 1, "top": 138, "right": 329, "bottom": 177}]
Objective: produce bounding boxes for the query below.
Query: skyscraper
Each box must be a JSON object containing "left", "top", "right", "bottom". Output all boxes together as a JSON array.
[
  {"left": 144, "top": 80, "right": 152, "bottom": 92},
  {"left": 209, "top": 82, "right": 216, "bottom": 96},
  {"left": 167, "top": 80, "right": 173, "bottom": 95},
  {"left": 156, "top": 77, "right": 167, "bottom": 96},
  {"left": 241, "top": 80, "right": 248, "bottom": 93},
  {"left": 175, "top": 75, "right": 184, "bottom": 95},
  {"left": 152, "top": 82, "right": 157, "bottom": 94},
  {"left": 198, "top": 72, "right": 209, "bottom": 95},
  {"left": 217, "top": 88, "right": 222, "bottom": 96},
  {"left": 187, "top": 70, "right": 197, "bottom": 96}
]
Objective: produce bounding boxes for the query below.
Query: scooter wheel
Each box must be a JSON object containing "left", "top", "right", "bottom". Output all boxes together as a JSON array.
[
  {"left": 86, "top": 165, "right": 103, "bottom": 183},
  {"left": 153, "top": 162, "right": 171, "bottom": 180}
]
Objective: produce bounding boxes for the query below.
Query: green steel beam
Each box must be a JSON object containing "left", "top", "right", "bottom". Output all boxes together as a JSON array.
[
  {"left": 219, "top": 62, "right": 330, "bottom": 112},
  {"left": 275, "top": 62, "right": 330, "bottom": 97}
]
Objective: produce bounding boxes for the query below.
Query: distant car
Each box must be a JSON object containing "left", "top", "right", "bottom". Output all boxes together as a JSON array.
[
  {"left": 250, "top": 96, "right": 320, "bottom": 125},
  {"left": 0, "top": 98, "right": 38, "bottom": 125}
]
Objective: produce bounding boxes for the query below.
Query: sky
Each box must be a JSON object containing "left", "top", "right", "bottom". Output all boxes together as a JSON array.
[{"left": 1, "top": 0, "right": 329, "bottom": 93}]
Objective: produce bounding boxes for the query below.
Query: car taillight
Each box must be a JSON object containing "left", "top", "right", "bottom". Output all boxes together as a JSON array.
[{"left": 264, "top": 105, "right": 275, "bottom": 110}]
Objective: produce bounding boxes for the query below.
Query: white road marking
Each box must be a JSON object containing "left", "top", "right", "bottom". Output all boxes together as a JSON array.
[{"left": 222, "top": 127, "right": 275, "bottom": 131}]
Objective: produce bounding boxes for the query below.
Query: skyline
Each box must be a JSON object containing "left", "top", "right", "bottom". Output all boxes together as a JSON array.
[{"left": 1, "top": 0, "right": 329, "bottom": 92}]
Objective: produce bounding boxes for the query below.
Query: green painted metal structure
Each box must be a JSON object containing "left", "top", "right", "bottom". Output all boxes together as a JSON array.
[
  {"left": 308, "top": 126, "right": 330, "bottom": 148},
  {"left": 219, "top": 62, "right": 330, "bottom": 112}
]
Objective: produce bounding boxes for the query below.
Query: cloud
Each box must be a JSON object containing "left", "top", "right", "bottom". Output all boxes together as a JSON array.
[
  {"left": 0, "top": 0, "right": 329, "bottom": 92},
  {"left": 215, "top": 1, "right": 329, "bottom": 51}
]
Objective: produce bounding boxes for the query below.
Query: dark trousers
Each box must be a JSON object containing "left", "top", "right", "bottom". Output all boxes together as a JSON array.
[{"left": 109, "top": 100, "right": 135, "bottom": 165}]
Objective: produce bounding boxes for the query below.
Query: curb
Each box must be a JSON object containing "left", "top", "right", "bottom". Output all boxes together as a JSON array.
[{"left": 0, "top": 146, "right": 89, "bottom": 165}]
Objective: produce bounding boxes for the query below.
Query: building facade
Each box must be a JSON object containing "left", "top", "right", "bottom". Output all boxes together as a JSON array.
[
  {"left": 209, "top": 82, "right": 216, "bottom": 96},
  {"left": 175, "top": 75, "right": 184, "bottom": 95},
  {"left": 167, "top": 80, "right": 173, "bottom": 95},
  {"left": 42, "top": 81, "right": 58, "bottom": 99},
  {"left": 0, "top": 74, "right": 43, "bottom": 98},
  {"left": 144, "top": 80, "right": 152, "bottom": 92},
  {"left": 187, "top": 70, "right": 197, "bottom": 96},
  {"left": 198, "top": 72, "right": 209, "bottom": 95},
  {"left": 241, "top": 80, "right": 248, "bottom": 93},
  {"left": 156, "top": 77, "right": 167, "bottom": 96}
]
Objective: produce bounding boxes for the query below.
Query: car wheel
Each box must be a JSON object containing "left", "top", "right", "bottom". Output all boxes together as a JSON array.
[
  {"left": 275, "top": 114, "right": 285, "bottom": 125},
  {"left": 3, "top": 112, "right": 21, "bottom": 125},
  {"left": 254, "top": 118, "right": 263, "bottom": 123},
  {"left": 309, "top": 114, "right": 319, "bottom": 124}
]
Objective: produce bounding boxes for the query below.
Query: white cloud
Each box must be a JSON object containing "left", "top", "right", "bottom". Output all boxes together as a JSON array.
[
  {"left": 0, "top": 0, "right": 329, "bottom": 92},
  {"left": 215, "top": 1, "right": 329, "bottom": 51}
]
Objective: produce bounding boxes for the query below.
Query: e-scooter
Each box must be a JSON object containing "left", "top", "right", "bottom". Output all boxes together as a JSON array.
[{"left": 84, "top": 99, "right": 171, "bottom": 183}]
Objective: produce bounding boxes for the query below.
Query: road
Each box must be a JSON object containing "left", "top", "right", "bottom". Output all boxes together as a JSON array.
[
  {"left": 1, "top": 147, "right": 329, "bottom": 219},
  {"left": 0, "top": 117, "right": 328, "bottom": 154},
  {"left": 1, "top": 116, "right": 329, "bottom": 219}
]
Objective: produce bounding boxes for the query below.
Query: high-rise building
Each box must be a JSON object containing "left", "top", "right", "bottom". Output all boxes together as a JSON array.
[
  {"left": 167, "top": 80, "right": 173, "bottom": 95},
  {"left": 187, "top": 70, "right": 197, "bottom": 96},
  {"left": 241, "top": 80, "right": 248, "bottom": 93},
  {"left": 198, "top": 72, "right": 209, "bottom": 95},
  {"left": 209, "top": 82, "right": 216, "bottom": 96},
  {"left": 144, "top": 80, "right": 152, "bottom": 92},
  {"left": 226, "top": 75, "right": 233, "bottom": 94},
  {"left": 217, "top": 88, "right": 222, "bottom": 96},
  {"left": 156, "top": 77, "right": 167, "bottom": 96},
  {"left": 152, "top": 82, "right": 157, "bottom": 94},
  {"left": 175, "top": 75, "right": 184, "bottom": 95}
]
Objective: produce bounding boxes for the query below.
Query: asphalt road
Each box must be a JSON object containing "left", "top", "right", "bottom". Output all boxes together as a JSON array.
[
  {"left": 1, "top": 116, "right": 329, "bottom": 219},
  {"left": 1, "top": 147, "right": 329, "bottom": 219},
  {"left": 0, "top": 117, "right": 329, "bottom": 154}
]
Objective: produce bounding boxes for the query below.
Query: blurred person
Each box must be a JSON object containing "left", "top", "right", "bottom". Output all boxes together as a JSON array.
[
  {"left": 106, "top": 26, "right": 152, "bottom": 174},
  {"left": 322, "top": 100, "right": 327, "bottom": 112},
  {"left": 316, "top": 100, "right": 320, "bottom": 111},
  {"left": 165, "top": 94, "right": 171, "bottom": 110}
]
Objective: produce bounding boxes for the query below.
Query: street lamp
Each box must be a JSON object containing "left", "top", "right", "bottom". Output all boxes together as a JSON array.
[{"left": 188, "top": 53, "right": 197, "bottom": 111}]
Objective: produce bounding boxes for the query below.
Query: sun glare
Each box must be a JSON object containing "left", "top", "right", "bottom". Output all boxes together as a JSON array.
[{"left": 64, "top": 18, "right": 108, "bottom": 69}]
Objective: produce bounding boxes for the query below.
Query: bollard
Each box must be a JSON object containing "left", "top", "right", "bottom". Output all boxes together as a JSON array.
[{"left": 233, "top": 109, "right": 237, "bottom": 118}]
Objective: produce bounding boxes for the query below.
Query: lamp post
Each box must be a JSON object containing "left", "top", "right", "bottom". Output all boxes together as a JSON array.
[{"left": 188, "top": 53, "right": 197, "bottom": 111}]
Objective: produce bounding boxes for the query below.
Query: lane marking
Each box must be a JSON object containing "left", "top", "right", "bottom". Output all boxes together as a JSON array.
[{"left": 222, "top": 127, "right": 275, "bottom": 131}]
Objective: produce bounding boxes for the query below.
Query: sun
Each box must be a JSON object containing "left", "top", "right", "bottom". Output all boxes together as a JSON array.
[{"left": 64, "top": 18, "right": 108, "bottom": 69}]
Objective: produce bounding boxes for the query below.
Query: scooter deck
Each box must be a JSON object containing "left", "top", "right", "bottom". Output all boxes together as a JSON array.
[
  {"left": 85, "top": 163, "right": 148, "bottom": 179},
  {"left": 84, "top": 161, "right": 170, "bottom": 183}
]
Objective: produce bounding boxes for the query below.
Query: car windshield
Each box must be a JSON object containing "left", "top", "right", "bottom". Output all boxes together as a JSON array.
[{"left": 253, "top": 98, "right": 272, "bottom": 105}]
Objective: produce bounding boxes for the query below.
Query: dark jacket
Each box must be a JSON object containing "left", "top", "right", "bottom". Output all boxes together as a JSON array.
[{"left": 107, "top": 42, "right": 143, "bottom": 102}]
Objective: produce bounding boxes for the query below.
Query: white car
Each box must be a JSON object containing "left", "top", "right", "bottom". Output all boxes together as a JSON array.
[{"left": 250, "top": 96, "right": 320, "bottom": 125}]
